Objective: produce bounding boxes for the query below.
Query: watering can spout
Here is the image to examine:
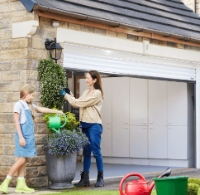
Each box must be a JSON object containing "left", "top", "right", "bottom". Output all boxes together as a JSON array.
[
  {"left": 148, "top": 167, "right": 171, "bottom": 194},
  {"left": 51, "top": 128, "right": 61, "bottom": 133},
  {"left": 148, "top": 181, "right": 155, "bottom": 194}
]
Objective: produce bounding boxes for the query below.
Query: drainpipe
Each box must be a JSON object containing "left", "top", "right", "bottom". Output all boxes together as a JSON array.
[
  {"left": 196, "top": 66, "right": 200, "bottom": 168},
  {"left": 194, "top": 0, "right": 197, "bottom": 13}
]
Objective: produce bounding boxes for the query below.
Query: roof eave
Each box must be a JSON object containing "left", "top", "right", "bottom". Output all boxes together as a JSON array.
[
  {"left": 34, "top": 5, "right": 120, "bottom": 27},
  {"left": 33, "top": 5, "right": 200, "bottom": 44}
]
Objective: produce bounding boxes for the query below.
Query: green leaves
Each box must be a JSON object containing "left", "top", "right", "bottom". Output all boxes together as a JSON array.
[
  {"left": 43, "top": 111, "right": 80, "bottom": 132},
  {"left": 37, "top": 59, "right": 67, "bottom": 109}
]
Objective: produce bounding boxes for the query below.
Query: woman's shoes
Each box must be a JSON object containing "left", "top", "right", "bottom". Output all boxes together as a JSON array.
[
  {"left": 74, "top": 171, "right": 105, "bottom": 187},
  {"left": 95, "top": 171, "right": 104, "bottom": 187},
  {"left": 74, "top": 171, "right": 90, "bottom": 187}
]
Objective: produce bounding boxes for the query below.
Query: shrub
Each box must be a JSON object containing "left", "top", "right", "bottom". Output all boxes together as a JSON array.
[
  {"left": 187, "top": 183, "right": 200, "bottom": 195},
  {"left": 37, "top": 59, "right": 67, "bottom": 109},
  {"left": 189, "top": 178, "right": 200, "bottom": 186}
]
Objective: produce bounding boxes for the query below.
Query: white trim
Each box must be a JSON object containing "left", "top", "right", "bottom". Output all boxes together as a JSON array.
[
  {"left": 57, "top": 28, "right": 143, "bottom": 55},
  {"left": 196, "top": 66, "right": 200, "bottom": 168},
  {"left": 12, "top": 20, "right": 39, "bottom": 38},
  {"left": 57, "top": 28, "right": 200, "bottom": 63},
  {"left": 97, "top": 157, "right": 192, "bottom": 167}
]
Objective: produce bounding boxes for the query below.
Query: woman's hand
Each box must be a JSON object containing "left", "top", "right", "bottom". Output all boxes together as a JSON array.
[
  {"left": 59, "top": 89, "right": 66, "bottom": 96},
  {"left": 59, "top": 88, "right": 70, "bottom": 96},
  {"left": 19, "top": 136, "right": 26, "bottom": 147}
]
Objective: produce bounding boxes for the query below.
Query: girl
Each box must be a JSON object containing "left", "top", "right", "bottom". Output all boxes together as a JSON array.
[
  {"left": 0, "top": 84, "right": 63, "bottom": 194},
  {"left": 60, "top": 70, "right": 104, "bottom": 187}
]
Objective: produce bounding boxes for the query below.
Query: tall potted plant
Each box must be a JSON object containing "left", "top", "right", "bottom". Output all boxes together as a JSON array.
[{"left": 37, "top": 59, "right": 89, "bottom": 189}]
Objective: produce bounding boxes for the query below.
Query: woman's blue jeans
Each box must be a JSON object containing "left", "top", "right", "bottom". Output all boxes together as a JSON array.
[{"left": 82, "top": 124, "right": 104, "bottom": 172}]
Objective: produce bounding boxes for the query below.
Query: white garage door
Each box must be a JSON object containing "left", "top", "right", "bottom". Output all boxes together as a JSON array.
[{"left": 63, "top": 43, "right": 196, "bottom": 81}]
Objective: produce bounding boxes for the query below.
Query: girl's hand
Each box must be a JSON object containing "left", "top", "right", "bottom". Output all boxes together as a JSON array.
[
  {"left": 57, "top": 110, "right": 63, "bottom": 115},
  {"left": 19, "top": 137, "right": 26, "bottom": 147}
]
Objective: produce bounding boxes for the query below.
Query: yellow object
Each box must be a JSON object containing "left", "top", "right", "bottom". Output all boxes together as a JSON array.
[
  {"left": 0, "top": 178, "right": 11, "bottom": 194},
  {"left": 15, "top": 178, "right": 35, "bottom": 193}
]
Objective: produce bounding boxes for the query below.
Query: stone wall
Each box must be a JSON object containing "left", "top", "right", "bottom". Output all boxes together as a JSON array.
[
  {"left": 0, "top": 0, "right": 52, "bottom": 187},
  {"left": 181, "top": 0, "right": 200, "bottom": 15},
  {"left": 182, "top": 0, "right": 195, "bottom": 11},
  {"left": 197, "top": 0, "right": 200, "bottom": 14}
]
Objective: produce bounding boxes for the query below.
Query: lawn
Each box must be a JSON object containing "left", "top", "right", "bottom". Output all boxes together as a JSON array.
[{"left": 42, "top": 189, "right": 157, "bottom": 195}]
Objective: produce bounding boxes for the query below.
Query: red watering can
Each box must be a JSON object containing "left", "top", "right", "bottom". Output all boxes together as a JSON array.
[{"left": 119, "top": 167, "right": 171, "bottom": 195}]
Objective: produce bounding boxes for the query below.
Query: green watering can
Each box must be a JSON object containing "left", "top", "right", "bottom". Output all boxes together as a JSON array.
[{"left": 48, "top": 114, "right": 67, "bottom": 133}]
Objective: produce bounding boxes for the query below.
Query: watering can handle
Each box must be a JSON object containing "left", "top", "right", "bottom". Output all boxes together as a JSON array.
[
  {"left": 119, "top": 173, "right": 146, "bottom": 195},
  {"left": 60, "top": 114, "right": 67, "bottom": 128}
]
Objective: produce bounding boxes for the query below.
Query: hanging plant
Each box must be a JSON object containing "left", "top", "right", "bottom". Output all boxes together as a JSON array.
[{"left": 37, "top": 59, "right": 67, "bottom": 109}]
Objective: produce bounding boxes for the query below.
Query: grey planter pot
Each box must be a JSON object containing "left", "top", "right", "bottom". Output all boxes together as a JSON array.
[{"left": 46, "top": 152, "right": 77, "bottom": 189}]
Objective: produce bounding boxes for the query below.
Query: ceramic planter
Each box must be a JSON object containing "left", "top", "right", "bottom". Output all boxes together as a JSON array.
[{"left": 46, "top": 152, "right": 77, "bottom": 189}]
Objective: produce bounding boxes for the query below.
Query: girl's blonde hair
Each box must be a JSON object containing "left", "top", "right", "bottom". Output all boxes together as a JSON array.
[{"left": 20, "top": 84, "right": 35, "bottom": 119}]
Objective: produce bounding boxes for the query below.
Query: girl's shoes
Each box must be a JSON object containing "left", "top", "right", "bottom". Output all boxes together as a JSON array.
[
  {"left": 0, "top": 178, "right": 11, "bottom": 194},
  {"left": 15, "top": 178, "right": 35, "bottom": 193}
]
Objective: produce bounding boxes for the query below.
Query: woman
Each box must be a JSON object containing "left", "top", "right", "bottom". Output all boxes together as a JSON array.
[{"left": 60, "top": 70, "right": 104, "bottom": 187}]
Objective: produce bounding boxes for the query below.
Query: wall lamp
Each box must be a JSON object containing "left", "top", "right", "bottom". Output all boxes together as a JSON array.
[{"left": 45, "top": 38, "right": 63, "bottom": 63}]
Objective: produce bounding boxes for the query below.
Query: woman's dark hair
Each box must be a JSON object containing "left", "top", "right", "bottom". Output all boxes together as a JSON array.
[{"left": 88, "top": 70, "right": 104, "bottom": 98}]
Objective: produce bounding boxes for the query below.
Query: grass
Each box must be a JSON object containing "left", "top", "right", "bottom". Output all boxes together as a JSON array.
[{"left": 42, "top": 189, "right": 157, "bottom": 195}]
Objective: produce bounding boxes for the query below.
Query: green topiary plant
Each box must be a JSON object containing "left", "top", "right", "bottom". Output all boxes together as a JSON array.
[{"left": 37, "top": 59, "right": 67, "bottom": 109}]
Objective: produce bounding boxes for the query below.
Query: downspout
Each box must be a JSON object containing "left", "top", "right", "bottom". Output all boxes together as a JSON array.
[{"left": 195, "top": 0, "right": 197, "bottom": 13}]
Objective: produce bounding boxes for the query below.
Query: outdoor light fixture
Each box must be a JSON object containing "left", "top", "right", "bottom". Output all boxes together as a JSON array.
[
  {"left": 44, "top": 38, "right": 63, "bottom": 63},
  {"left": 51, "top": 20, "right": 59, "bottom": 27}
]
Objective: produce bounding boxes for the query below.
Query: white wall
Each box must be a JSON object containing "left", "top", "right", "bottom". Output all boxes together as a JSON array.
[{"left": 99, "top": 77, "right": 194, "bottom": 167}]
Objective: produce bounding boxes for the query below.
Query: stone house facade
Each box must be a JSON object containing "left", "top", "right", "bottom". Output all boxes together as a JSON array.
[
  {"left": 1, "top": 0, "right": 200, "bottom": 187},
  {"left": 182, "top": 0, "right": 200, "bottom": 13}
]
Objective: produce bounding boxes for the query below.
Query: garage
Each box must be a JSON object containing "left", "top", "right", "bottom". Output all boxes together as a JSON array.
[{"left": 60, "top": 29, "right": 197, "bottom": 167}]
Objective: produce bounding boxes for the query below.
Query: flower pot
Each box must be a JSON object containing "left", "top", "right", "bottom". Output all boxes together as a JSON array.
[{"left": 46, "top": 152, "right": 77, "bottom": 189}]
